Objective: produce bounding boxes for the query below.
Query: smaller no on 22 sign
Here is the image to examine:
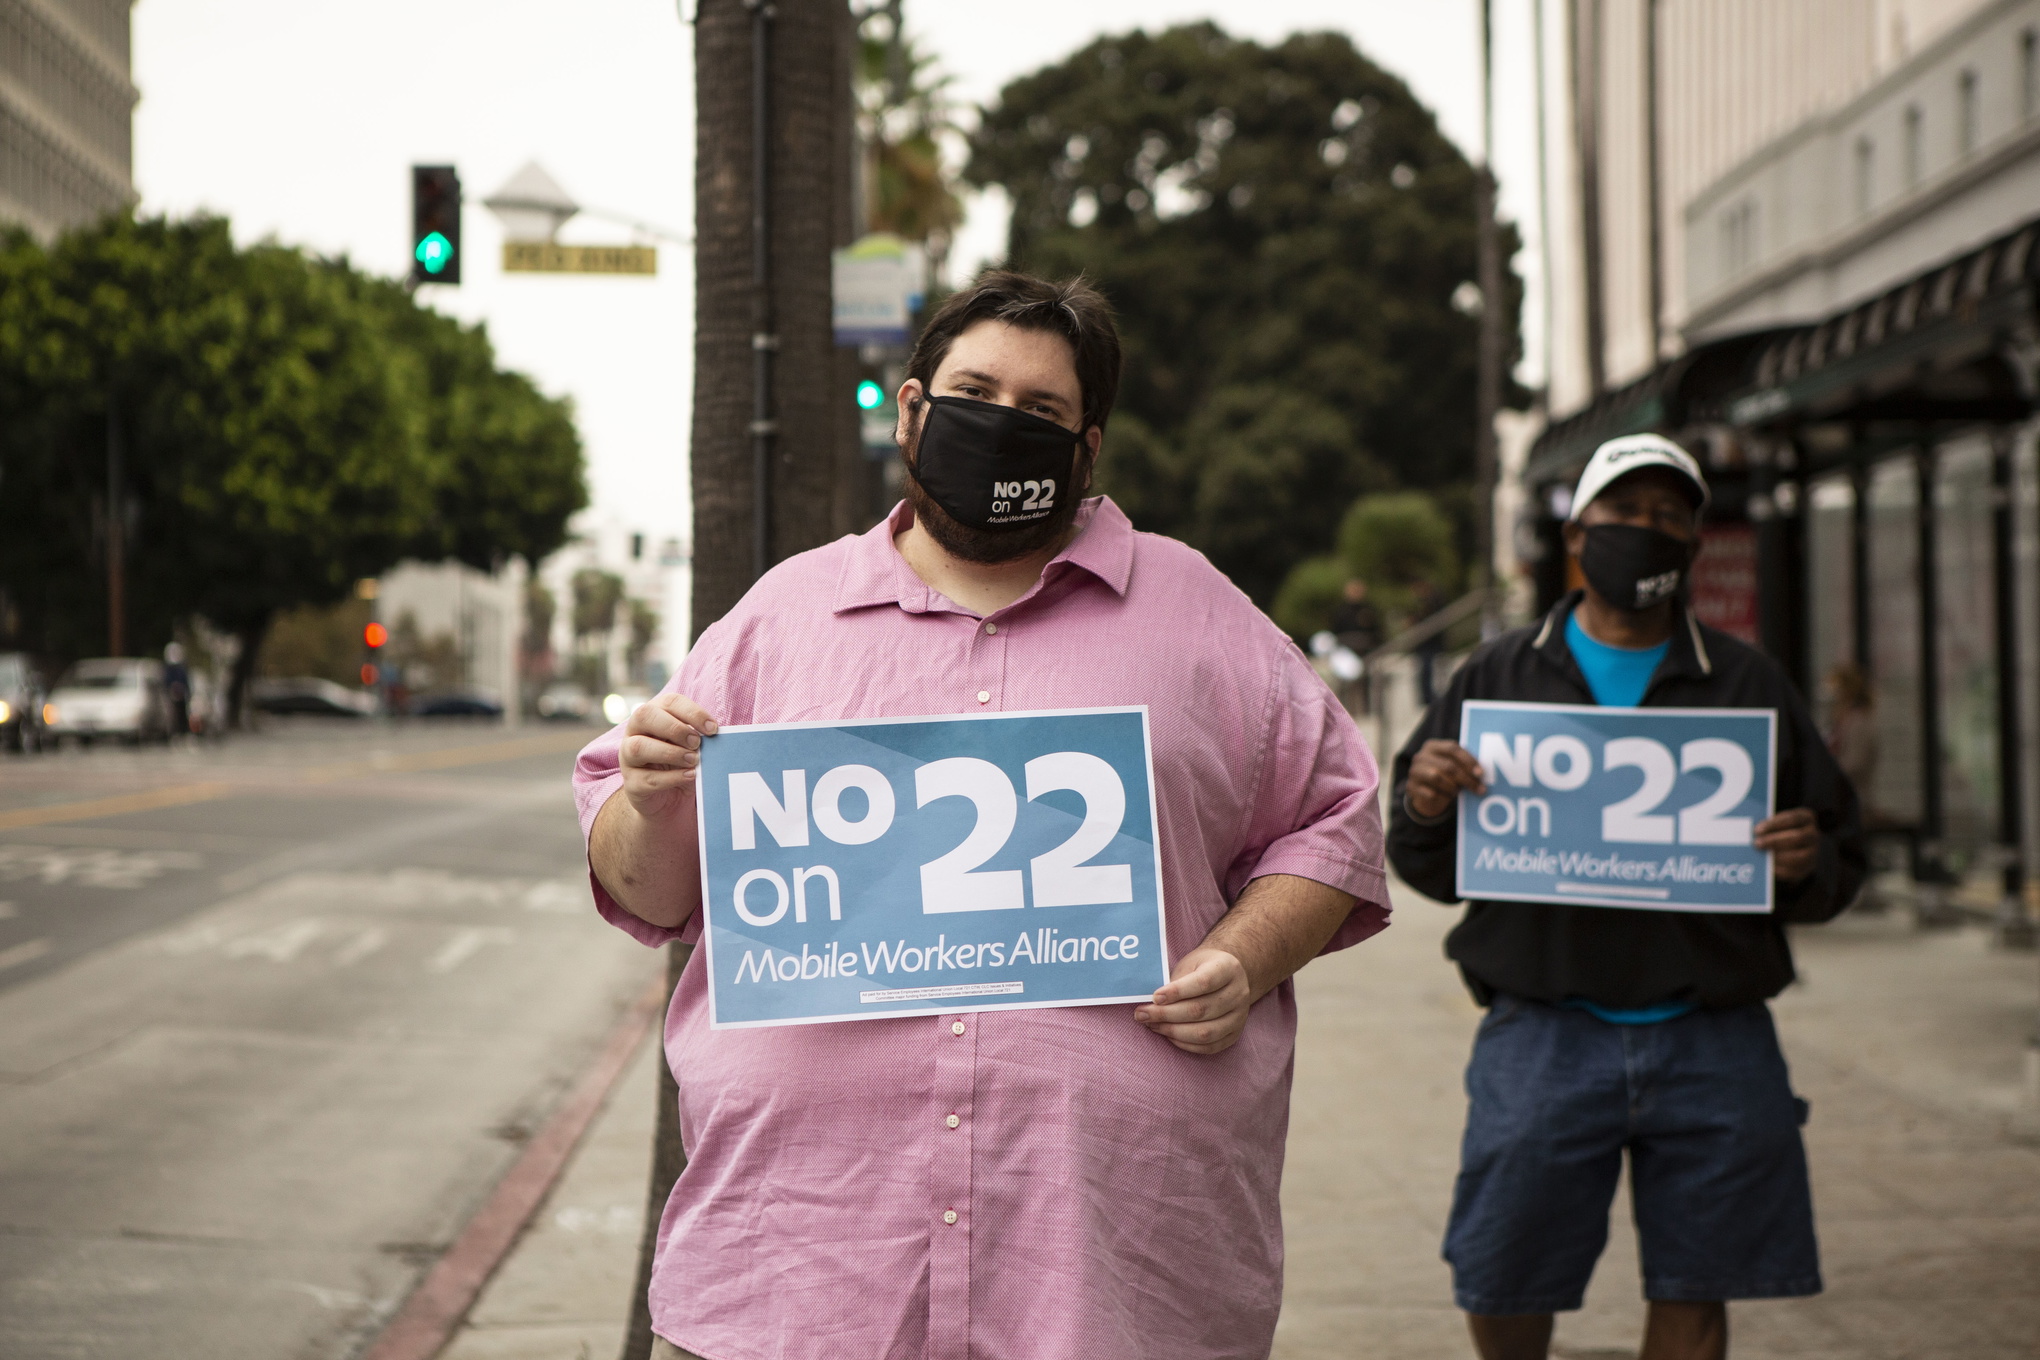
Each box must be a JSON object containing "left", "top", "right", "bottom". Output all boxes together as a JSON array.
[
  {"left": 1455, "top": 700, "right": 1776, "bottom": 913},
  {"left": 695, "top": 707, "right": 1169, "bottom": 1027}
]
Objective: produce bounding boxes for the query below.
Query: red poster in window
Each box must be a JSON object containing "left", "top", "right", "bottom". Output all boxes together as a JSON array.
[{"left": 1690, "top": 525, "right": 1759, "bottom": 643}]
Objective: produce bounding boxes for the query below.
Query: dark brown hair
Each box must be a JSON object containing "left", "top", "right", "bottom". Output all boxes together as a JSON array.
[{"left": 905, "top": 270, "right": 1122, "bottom": 433}]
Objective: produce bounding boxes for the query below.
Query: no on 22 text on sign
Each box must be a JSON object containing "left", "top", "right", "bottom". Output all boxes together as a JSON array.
[
  {"left": 1455, "top": 700, "right": 1776, "bottom": 912},
  {"left": 694, "top": 707, "right": 1169, "bottom": 1027}
]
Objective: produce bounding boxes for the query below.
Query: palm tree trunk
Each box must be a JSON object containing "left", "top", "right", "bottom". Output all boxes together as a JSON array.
[
  {"left": 690, "top": 0, "right": 856, "bottom": 631},
  {"left": 623, "top": 6, "right": 856, "bottom": 1357}
]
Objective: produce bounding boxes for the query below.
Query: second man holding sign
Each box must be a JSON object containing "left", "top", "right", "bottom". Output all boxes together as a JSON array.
[
  {"left": 1389, "top": 435, "right": 1865, "bottom": 1360},
  {"left": 576, "top": 272, "right": 1390, "bottom": 1360}
]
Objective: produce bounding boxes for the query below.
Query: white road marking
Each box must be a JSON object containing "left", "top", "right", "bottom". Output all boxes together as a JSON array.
[
  {"left": 429, "top": 927, "right": 516, "bottom": 974},
  {"left": 223, "top": 919, "right": 326, "bottom": 963},
  {"left": 332, "top": 927, "right": 389, "bottom": 966},
  {"left": 0, "top": 844, "right": 203, "bottom": 889},
  {"left": 0, "top": 938, "right": 53, "bottom": 972},
  {"left": 522, "top": 879, "right": 588, "bottom": 913}
]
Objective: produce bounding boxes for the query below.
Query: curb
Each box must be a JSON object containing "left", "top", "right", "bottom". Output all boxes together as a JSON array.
[{"left": 362, "top": 971, "right": 669, "bottom": 1360}]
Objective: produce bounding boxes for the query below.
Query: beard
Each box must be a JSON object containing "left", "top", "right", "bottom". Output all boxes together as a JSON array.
[{"left": 900, "top": 418, "right": 1090, "bottom": 565}]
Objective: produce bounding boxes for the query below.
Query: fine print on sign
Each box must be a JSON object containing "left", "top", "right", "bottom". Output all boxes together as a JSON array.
[
  {"left": 502, "top": 242, "right": 657, "bottom": 275},
  {"left": 696, "top": 707, "right": 1169, "bottom": 1028},
  {"left": 1456, "top": 700, "right": 1777, "bottom": 913}
]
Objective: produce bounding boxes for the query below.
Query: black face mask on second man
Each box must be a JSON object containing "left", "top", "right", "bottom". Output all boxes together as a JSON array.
[
  {"left": 907, "top": 394, "right": 1083, "bottom": 532},
  {"left": 1578, "top": 523, "right": 1696, "bottom": 611}
]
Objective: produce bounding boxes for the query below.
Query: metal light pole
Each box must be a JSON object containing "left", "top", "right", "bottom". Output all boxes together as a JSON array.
[
  {"left": 106, "top": 405, "right": 126, "bottom": 656},
  {"left": 1475, "top": 0, "right": 1504, "bottom": 634}
]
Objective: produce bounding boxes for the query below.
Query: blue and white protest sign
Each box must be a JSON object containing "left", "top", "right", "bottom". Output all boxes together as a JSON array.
[
  {"left": 1456, "top": 700, "right": 1776, "bottom": 912},
  {"left": 695, "top": 707, "right": 1169, "bottom": 1027}
]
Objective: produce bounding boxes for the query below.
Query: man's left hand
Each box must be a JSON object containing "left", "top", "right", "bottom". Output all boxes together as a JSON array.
[
  {"left": 1135, "top": 948, "right": 1253, "bottom": 1055},
  {"left": 1755, "top": 807, "right": 1820, "bottom": 882}
]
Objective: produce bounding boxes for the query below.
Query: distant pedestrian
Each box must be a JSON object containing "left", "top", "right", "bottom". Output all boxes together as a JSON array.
[
  {"left": 162, "top": 642, "right": 191, "bottom": 739},
  {"left": 1329, "top": 576, "right": 1383, "bottom": 656},
  {"left": 1410, "top": 578, "right": 1445, "bottom": 706},
  {"left": 574, "top": 271, "right": 1390, "bottom": 1360},
  {"left": 1822, "top": 662, "right": 1877, "bottom": 802},
  {"left": 1387, "top": 434, "right": 1866, "bottom": 1360}
]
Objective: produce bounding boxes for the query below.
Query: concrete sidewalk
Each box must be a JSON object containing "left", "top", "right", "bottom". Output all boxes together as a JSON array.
[
  {"left": 436, "top": 1027, "right": 660, "bottom": 1360},
  {"left": 1278, "top": 890, "right": 2040, "bottom": 1360},
  {"left": 441, "top": 887, "right": 2040, "bottom": 1360}
]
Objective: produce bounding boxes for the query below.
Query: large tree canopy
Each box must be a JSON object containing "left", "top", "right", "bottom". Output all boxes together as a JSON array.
[
  {"left": 967, "top": 23, "right": 1522, "bottom": 605},
  {"left": 0, "top": 214, "right": 585, "bottom": 707}
]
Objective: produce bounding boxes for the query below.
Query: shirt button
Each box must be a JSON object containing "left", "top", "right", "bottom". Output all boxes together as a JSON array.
[
  {"left": 943, "top": 1209, "right": 959, "bottom": 1225},
  {"left": 951, "top": 1020, "right": 966, "bottom": 1036},
  {"left": 984, "top": 622, "right": 997, "bottom": 635},
  {"left": 946, "top": 1114, "right": 961, "bottom": 1129},
  {"left": 975, "top": 690, "right": 990, "bottom": 704}
]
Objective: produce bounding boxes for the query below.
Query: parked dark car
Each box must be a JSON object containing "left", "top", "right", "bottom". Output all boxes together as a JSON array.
[
  {"left": 0, "top": 652, "right": 47, "bottom": 753},
  {"left": 410, "top": 691, "right": 505, "bottom": 718},
  {"left": 249, "top": 677, "right": 375, "bottom": 717}
]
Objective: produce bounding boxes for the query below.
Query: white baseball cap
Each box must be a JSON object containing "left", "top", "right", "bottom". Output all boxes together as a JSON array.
[{"left": 1568, "top": 433, "right": 1709, "bottom": 521}]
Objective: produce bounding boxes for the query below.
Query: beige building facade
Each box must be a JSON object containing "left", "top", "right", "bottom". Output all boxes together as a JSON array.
[
  {"left": 1521, "top": 0, "right": 2040, "bottom": 930},
  {"left": 1540, "top": 0, "right": 2027, "bottom": 407},
  {"left": 0, "top": 0, "right": 136, "bottom": 239}
]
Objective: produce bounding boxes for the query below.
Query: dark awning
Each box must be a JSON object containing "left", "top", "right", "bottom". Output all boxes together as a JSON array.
[
  {"left": 1523, "top": 329, "right": 1793, "bottom": 489},
  {"left": 1725, "top": 219, "right": 2039, "bottom": 432},
  {"left": 1526, "top": 215, "right": 2040, "bottom": 490}
]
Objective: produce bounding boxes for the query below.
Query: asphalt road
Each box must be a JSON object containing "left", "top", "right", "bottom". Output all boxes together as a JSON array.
[{"left": 0, "top": 719, "right": 661, "bottom": 1360}]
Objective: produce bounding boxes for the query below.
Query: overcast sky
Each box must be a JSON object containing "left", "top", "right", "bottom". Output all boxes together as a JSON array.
[{"left": 132, "top": 1, "right": 1544, "bottom": 545}]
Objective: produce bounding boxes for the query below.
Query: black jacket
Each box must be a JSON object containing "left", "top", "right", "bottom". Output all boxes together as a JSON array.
[{"left": 1387, "top": 592, "right": 1866, "bottom": 1010}]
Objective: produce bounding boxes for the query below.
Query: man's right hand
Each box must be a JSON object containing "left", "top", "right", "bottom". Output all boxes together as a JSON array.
[
  {"left": 620, "top": 693, "right": 719, "bottom": 817},
  {"left": 1404, "top": 739, "right": 1487, "bottom": 820}
]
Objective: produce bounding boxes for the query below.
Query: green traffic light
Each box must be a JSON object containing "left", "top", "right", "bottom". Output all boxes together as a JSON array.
[
  {"left": 856, "top": 380, "right": 884, "bottom": 410},
  {"left": 415, "top": 231, "right": 455, "bottom": 275}
]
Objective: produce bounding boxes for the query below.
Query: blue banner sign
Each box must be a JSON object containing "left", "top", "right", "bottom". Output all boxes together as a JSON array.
[
  {"left": 1456, "top": 700, "right": 1776, "bottom": 913},
  {"left": 695, "top": 707, "right": 1169, "bottom": 1027}
]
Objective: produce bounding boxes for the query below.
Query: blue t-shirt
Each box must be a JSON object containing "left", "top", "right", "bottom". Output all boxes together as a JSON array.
[
  {"left": 1560, "top": 612, "right": 1689, "bottom": 1025},
  {"left": 1565, "top": 613, "right": 1667, "bottom": 708}
]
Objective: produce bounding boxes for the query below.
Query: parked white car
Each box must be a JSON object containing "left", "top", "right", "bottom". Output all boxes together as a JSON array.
[{"left": 44, "top": 658, "right": 170, "bottom": 744}]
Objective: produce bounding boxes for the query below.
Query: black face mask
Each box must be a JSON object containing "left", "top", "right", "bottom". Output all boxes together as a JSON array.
[
  {"left": 907, "top": 394, "right": 1082, "bottom": 532},
  {"left": 1578, "top": 523, "right": 1695, "bottom": 611}
]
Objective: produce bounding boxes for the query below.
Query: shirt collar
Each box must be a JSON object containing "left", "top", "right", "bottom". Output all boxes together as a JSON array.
[
  {"left": 832, "top": 496, "right": 1136, "bottom": 615},
  {"left": 1533, "top": 589, "right": 1714, "bottom": 691}
]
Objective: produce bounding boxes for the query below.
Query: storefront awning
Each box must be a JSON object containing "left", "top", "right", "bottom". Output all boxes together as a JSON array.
[
  {"left": 1523, "top": 329, "right": 1793, "bottom": 489},
  {"left": 1527, "top": 215, "right": 2040, "bottom": 490},
  {"left": 1725, "top": 220, "right": 2038, "bottom": 433}
]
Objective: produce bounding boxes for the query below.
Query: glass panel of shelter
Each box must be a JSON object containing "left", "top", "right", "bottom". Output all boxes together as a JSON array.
[
  {"left": 1934, "top": 436, "right": 2002, "bottom": 879},
  {"left": 1866, "top": 455, "right": 1926, "bottom": 831}
]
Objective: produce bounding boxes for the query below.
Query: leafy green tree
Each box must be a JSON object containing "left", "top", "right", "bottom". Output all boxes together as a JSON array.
[
  {"left": 571, "top": 568, "right": 625, "bottom": 641},
  {"left": 0, "top": 214, "right": 586, "bottom": 720},
  {"left": 1272, "top": 489, "right": 1461, "bottom": 637},
  {"left": 967, "top": 23, "right": 1522, "bottom": 604},
  {"left": 856, "top": 6, "right": 964, "bottom": 257}
]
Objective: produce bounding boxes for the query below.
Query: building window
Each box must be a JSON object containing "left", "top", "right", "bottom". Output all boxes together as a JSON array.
[
  {"left": 1958, "top": 68, "right": 1979, "bottom": 155},
  {"left": 1904, "top": 104, "right": 1923, "bottom": 188},
  {"left": 1854, "top": 136, "right": 1875, "bottom": 218},
  {"left": 2023, "top": 29, "right": 2037, "bottom": 121},
  {"left": 1719, "top": 198, "right": 1759, "bottom": 280}
]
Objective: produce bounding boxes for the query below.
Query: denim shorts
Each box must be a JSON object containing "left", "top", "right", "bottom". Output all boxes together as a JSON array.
[{"left": 1443, "top": 995, "right": 1821, "bottom": 1315}]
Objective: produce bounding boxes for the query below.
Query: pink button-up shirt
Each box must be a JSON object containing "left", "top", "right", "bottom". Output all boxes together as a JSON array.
[{"left": 575, "top": 497, "right": 1389, "bottom": 1360}]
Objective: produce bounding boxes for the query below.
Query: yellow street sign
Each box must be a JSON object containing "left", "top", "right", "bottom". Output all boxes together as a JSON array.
[{"left": 503, "top": 243, "right": 657, "bottom": 275}]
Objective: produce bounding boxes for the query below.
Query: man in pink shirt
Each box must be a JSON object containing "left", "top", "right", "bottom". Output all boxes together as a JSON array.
[{"left": 575, "top": 271, "right": 1389, "bottom": 1360}]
